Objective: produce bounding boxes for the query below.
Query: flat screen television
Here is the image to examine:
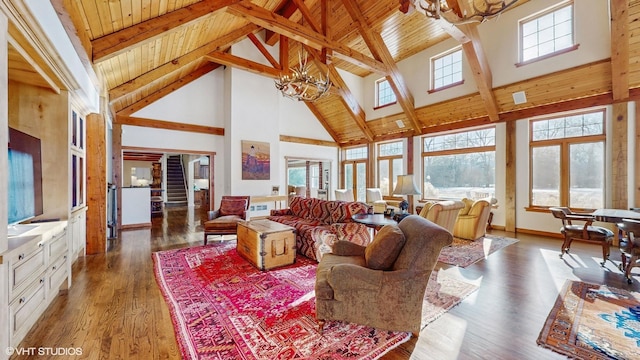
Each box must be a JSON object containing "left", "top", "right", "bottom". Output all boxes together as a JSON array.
[{"left": 7, "top": 127, "right": 43, "bottom": 225}]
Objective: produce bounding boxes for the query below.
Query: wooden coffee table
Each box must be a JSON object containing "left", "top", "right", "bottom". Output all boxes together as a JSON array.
[{"left": 236, "top": 219, "right": 296, "bottom": 270}]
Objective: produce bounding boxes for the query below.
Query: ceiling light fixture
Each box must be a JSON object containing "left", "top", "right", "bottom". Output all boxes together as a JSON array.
[
  {"left": 402, "top": 0, "right": 520, "bottom": 25},
  {"left": 275, "top": 51, "right": 332, "bottom": 102}
]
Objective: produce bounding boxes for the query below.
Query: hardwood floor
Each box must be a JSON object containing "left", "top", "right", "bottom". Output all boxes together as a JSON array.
[{"left": 13, "top": 207, "right": 640, "bottom": 359}]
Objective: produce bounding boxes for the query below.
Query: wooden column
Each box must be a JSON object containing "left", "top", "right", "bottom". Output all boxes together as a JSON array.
[
  {"left": 86, "top": 113, "right": 107, "bottom": 254},
  {"left": 112, "top": 124, "right": 123, "bottom": 230},
  {"left": 505, "top": 121, "right": 516, "bottom": 233},
  {"left": 611, "top": 103, "right": 628, "bottom": 209}
]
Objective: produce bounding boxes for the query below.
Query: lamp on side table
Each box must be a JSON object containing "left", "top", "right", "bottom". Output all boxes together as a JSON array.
[{"left": 393, "top": 174, "right": 422, "bottom": 216}]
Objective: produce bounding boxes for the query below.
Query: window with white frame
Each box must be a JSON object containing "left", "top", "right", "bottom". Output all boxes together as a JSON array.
[
  {"left": 431, "top": 48, "right": 463, "bottom": 91},
  {"left": 343, "top": 146, "right": 368, "bottom": 202},
  {"left": 375, "top": 78, "right": 396, "bottom": 108},
  {"left": 377, "top": 141, "right": 404, "bottom": 197},
  {"left": 529, "top": 110, "right": 605, "bottom": 210},
  {"left": 422, "top": 127, "right": 495, "bottom": 200},
  {"left": 520, "top": 1, "right": 574, "bottom": 64}
]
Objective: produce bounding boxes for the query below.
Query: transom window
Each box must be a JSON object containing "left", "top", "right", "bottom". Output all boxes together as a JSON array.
[
  {"left": 375, "top": 78, "right": 396, "bottom": 108},
  {"left": 422, "top": 127, "right": 495, "bottom": 200},
  {"left": 377, "top": 141, "right": 404, "bottom": 197},
  {"left": 529, "top": 110, "right": 605, "bottom": 210},
  {"left": 520, "top": 1, "right": 574, "bottom": 63},
  {"left": 431, "top": 48, "right": 463, "bottom": 91}
]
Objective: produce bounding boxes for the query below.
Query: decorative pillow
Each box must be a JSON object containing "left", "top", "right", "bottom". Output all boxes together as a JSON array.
[
  {"left": 219, "top": 199, "right": 247, "bottom": 216},
  {"left": 459, "top": 198, "right": 474, "bottom": 216},
  {"left": 364, "top": 225, "right": 406, "bottom": 270}
]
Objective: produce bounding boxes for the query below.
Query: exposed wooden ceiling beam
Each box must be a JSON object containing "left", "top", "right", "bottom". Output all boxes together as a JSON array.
[
  {"left": 204, "top": 51, "right": 281, "bottom": 77},
  {"left": 461, "top": 26, "right": 500, "bottom": 121},
  {"left": 610, "top": 0, "right": 629, "bottom": 101},
  {"left": 92, "top": 0, "right": 240, "bottom": 63},
  {"left": 341, "top": 0, "right": 421, "bottom": 135},
  {"left": 265, "top": 0, "right": 301, "bottom": 46},
  {"left": 247, "top": 33, "right": 280, "bottom": 68},
  {"left": 306, "top": 45, "right": 374, "bottom": 142},
  {"left": 117, "top": 62, "right": 220, "bottom": 116},
  {"left": 226, "top": 1, "right": 389, "bottom": 74},
  {"left": 115, "top": 115, "right": 224, "bottom": 135},
  {"left": 109, "top": 24, "right": 258, "bottom": 102},
  {"left": 291, "top": 0, "right": 320, "bottom": 33},
  {"left": 279, "top": 135, "right": 338, "bottom": 147}
]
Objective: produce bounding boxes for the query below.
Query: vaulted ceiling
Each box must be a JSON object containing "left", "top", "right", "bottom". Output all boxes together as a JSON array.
[{"left": 21, "top": 0, "right": 637, "bottom": 146}]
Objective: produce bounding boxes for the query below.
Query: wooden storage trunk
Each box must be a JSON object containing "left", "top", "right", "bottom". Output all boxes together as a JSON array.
[{"left": 236, "top": 219, "right": 296, "bottom": 270}]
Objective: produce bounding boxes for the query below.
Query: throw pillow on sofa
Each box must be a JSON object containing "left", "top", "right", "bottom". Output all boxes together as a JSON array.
[{"left": 365, "top": 224, "right": 406, "bottom": 270}]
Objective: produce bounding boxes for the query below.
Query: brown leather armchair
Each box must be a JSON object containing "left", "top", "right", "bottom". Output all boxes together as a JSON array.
[
  {"left": 203, "top": 195, "right": 250, "bottom": 244},
  {"left": 315, "top": 215, "right": 453, "bottom": 335}
]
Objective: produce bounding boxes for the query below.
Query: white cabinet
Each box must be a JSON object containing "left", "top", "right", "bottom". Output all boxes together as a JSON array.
[
  {"left": 1, "top": 221, "right": 70, "bottom": 350},
  {"left": 69, "top": 208, "right": 86, "bottom": 261}
]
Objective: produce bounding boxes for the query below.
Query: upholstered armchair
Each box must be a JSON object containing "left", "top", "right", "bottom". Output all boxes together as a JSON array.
[
  {"left": 315, "top": 215, "right": 453, "bottom": 334},
  {"left": 453, "top": 198, "right": 496, "bottom": 240},
  {"left": 334, "top": 189, "right": 354, "bottom": 202},
  {"left": 365, "top": 188, "right": 388, "bottom": 214},
  {"left": 203, "top": 195, "right": 250, "bottom": 244},
  {"left": 418, "top": 200, "right": 465, "bottom": 234}
]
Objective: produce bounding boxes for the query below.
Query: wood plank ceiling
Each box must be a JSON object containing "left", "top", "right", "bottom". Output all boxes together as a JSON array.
[{"left": 15, "top": 0, "right": 636, "bottom": 146}]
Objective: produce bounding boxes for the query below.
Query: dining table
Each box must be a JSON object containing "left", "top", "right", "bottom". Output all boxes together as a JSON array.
[{"left": 592, "top": 208, "right": 640, "bottom": 245}]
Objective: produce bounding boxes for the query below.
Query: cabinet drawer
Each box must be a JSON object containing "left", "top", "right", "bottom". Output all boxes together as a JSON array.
[
  {"left": 9, "top": 245, "right": 46, "bottom": 300},
  {"left": 48, "top": 230, "right": 68, "bottom": 261},
  {"left": 9, "top": 275, "right": 47, "bottom": 345},
  {"left": 48, "top": 255, "right": 69, "bottom": 294}
]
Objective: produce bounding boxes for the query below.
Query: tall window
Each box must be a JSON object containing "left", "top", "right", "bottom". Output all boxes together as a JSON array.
[
  {"left": 377, "top": 141, "right": 404, "bottom": 196},
  {"left": 343, "top": 147, "right": 368, "bottom": 202},
  {"left": 431, "top": 48, "right": 463, "bottom": 91},
  {"left": 520, "top": 1, "right": 574, "bottom": 64},
  {"left": 375, "top": 78, "right": 396, "bottom": 108},
  {"left": 530, "top": 110, "right": 605, "bottom": 210},
  {"left": 422, "top": 127, "right": 495, "bottom": 199}
]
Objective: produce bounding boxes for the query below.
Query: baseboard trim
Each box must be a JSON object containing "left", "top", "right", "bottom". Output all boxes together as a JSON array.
[{"left": 121, "top": 223, "right": 152, "bottom": 229}]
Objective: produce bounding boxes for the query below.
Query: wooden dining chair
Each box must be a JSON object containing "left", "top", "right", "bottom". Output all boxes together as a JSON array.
[
  {"left": 616, "top": 218, "right": 640, "bottom": 283},
  {"left": 549, "top": 207, "right": 614, "bottom": 266}
]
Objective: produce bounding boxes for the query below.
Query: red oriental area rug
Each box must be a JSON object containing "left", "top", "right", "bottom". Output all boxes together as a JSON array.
[
  {"left": 153, "top": 242, "right": 477, "bottom": 359},
  {"left": 438, "top": 235, "right": 518, "bottom": 267},
  {"left": 538, "top": 280, "right": 640, "bottom": 359}
]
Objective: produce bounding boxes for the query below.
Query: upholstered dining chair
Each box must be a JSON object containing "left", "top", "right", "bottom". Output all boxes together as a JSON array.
[
  {"left": 315, "top": 215, "right": 452, "bottom": 335},
  {"left": 549, "top": 207, "right": 614, "bottom": 266},
  {"left": 616, "top": 218, "right": 640, "bottom": 283},
  {"left": 203, "top": 195, "right": 250, "bottom": 244}
]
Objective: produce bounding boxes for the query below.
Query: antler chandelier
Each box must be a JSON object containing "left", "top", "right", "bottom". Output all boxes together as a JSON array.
[
  {"left": 405, "top": 0, "right": 520, "bottom": 25},
  {"left": 275, "top": 52, "right": 331, "bottom": 102}
]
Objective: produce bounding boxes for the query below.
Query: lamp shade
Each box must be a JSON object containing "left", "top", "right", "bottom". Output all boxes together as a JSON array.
[{"left": 393, "top": 174, "right": 421, "bottom": 196}]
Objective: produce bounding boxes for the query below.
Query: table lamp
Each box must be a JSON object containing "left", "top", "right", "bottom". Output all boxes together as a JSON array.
[{"left": 392, "top": 174, "right": 422, "bottom": 214}]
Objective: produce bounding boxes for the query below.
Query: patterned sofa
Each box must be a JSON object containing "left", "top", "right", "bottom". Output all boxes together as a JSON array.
[{"left": 268, "top": 196, "right": 371, "bottom": 261}]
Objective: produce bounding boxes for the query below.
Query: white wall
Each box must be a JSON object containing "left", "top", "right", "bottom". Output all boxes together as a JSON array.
[{"left": 133, "top": 70, "right": 225, "bottom": 127}]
